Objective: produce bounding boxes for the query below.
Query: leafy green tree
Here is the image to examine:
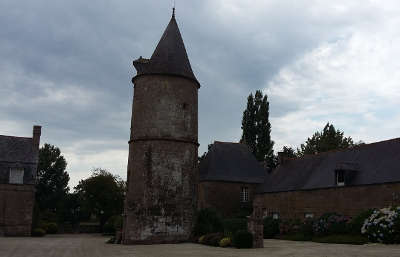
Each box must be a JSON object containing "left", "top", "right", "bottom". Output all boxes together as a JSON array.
[
  {"left": 241, "top": 90, "right": 274, "bottom": 166},
  {"left": 241, "top": 93, "right": 257, "bottom": 153},
  {"left": 281, "top": 146, "right": 297, "bottom": 158},
  {"left": 74, "top": 168, "right": 125, "bottom": 228},
  {"left": 36, "top": 144, "right": 70, "bottom": 217},
  {"left": 298, "top": 123, "right": 355, "bottom": 156}
]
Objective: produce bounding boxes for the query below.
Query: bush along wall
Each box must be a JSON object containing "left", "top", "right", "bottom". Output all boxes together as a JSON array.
[
  {"left": 361, "top": 207, "right": 400, "bottom": 244},
  {"left": 193, "top": 209, "right": 224, "bottom": 237},
  {"left": 233, "top": 230, "right": 253, "bottom": 248},
  {"left": 313, "top": 213, "right": 350, "bottom": 236},
  {"left": 263, "top": 216, "right": 280, "bottom": 238}
]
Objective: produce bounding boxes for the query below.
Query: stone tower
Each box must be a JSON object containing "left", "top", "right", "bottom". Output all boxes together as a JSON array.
[{"left": 122, "top": 10, "right": 199, "bottom": 244}]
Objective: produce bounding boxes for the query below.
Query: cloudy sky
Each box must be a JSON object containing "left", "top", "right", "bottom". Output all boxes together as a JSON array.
[{"left": 1, "top": 0, "right": 399, "bottom": 188}]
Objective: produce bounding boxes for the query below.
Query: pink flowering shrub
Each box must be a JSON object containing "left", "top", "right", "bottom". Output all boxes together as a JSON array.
[
  {"left": 361, "top": 206, "right": 400, "bottom": 244},
  {"left": 313, "top": 213, "right": 350, "bottom": 236}
]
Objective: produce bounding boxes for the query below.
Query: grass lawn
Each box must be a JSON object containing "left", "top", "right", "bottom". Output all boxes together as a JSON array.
[{"left": 277, "top": 234, "right": 369, "bottom": 245}]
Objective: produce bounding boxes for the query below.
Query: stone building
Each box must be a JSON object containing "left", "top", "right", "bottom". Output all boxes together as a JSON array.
[
  {"left": 199, "top": 138, "right": 400, "bottom": 221},
  {"left": 0, "top": 126, "right": 41, "bottom": 236},
  {"left": 198, "top": 141, "right": 266, "bottom": 217},
  {"left": 254, "top": 138, "right": 400, "bottom": 220},
  {"left": 123, "top": 10, "right": 199, "bottom": 244}
]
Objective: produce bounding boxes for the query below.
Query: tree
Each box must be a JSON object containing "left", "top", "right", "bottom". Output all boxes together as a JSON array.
[
  {"left": 241, "top": 90, "right": 274, "bottom": 166},
  {"left": 74, "top": 168, "right": 125, "bottom": 228},
  {"left": 241, "top": 93, "right": 257, "bottom": 153},
  {"left": 36, "top": 144, "right": 70, "bottom": 216},
  {"left": 281, "top": 146, "right": 297, "bottom": 158},
  {"left": 298, "top": 123, "right": 355, "bottom": 156}
]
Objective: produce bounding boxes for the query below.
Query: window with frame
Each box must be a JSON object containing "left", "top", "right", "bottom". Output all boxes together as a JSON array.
[
  {"left": 9, "top": 168, "right": 24, "bottom": 184},
  {"left": 336, "top": 170, "right": 345, "bottom": 186},
  {"left": 272, "top": 212, "right": 279, "bottom": 220},
  {"left": 304, "top": 213, "right": 314, "bottom": 219},
  {"left": 240, "top": 187, "right": 249, "bottom": 203}
]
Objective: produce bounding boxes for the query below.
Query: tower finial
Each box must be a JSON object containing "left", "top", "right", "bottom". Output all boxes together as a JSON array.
[{"left": 172, "top": 0, "right": 175, "bottom": 17}]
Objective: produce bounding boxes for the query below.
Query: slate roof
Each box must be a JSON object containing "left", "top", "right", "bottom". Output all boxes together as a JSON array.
[
  {"left": 199, "top": 142, "right": 266, "bottom": 184},
  {"left": 0, "top": 135, "right": 37, "bottom": 163},
  {"left": 133, "top": 12, "right": 199, "bottom": 86},
  {"left": 258, "top": 138, "right": 400, "bottom": 193}
]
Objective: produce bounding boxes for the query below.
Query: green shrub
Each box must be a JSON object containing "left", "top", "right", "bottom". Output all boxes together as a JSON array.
[
  {"left": 32, "top": 228, "right": 46, "bottom": 237},
  {"left": 219, "top": 237, "right": 232, "bottom": 247},
  {"left": 348, "top": 209, "right": 374, "bottom": 235},
  {"left": 198, "top": 235, "right": 205, "bottom": 243},
  {"left": 300, "top": 218, "right": 314, "bottom": 239},
  {"left": 223, "top": 218, "right": 247, "bottom": 235},
  {"left": 362, "top": 206, "right": 400, "bottom": 244},
  {"left": 279, "top": 219, "right": 301, "bottom": 235},
  {"left": 312, "top": 234, "right": 369, "bottom": 245},
  {"left": 193, "top": 209, "right": 224, "bottom": 236},
  {"left": 263, "top": 217, "right": 280, "bottom": 238},
  {"left": 233, "top": 230, "right": 253, "bottom": 248},
  {"left": 103, "top": 215, "right": 123, "bottom": 235},
  {"left": 45, "top": 222, "right": 58, "bottom": 234},
  {"left": 278, "top": 233, "right": 312, "bottom": 241},
  {"left": 202, "top": 233, "right": 224, "bottom": 246}
]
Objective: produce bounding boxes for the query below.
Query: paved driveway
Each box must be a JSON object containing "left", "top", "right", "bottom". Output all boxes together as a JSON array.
[{"left": 1, "top": 234, "right": 400, "bottom": 257}]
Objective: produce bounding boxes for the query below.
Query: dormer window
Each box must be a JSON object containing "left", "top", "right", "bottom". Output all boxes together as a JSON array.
[
  {"left": 336, "top": 170, "right": 345, "bottom": 186},
  {"left": 9, "top": 168, "right": 24, "bottom": 184}
]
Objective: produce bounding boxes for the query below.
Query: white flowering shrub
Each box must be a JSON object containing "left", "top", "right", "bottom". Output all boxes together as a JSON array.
[{"left": 361, "top": 206, "right": 400, "bottom": 244}]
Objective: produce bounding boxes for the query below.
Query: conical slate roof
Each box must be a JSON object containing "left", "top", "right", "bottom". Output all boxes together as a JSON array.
[{"left": 133, "top": 12, "right": 199, "bottom": 86}]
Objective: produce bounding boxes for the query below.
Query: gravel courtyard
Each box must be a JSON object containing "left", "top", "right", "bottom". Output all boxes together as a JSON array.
[{"left": 1, "top": 234, "right": 400, "bottom": 257}]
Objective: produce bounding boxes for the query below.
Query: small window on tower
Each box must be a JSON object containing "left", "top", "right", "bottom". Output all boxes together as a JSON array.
[
  {"left": 336, "top": 170, "right": 345, "bottom": 186},
  {"left": 240, "top": 187, "right": 249, "bottom": 202},
  {"left": 182, "top": 103, "right": 188, "bottom": 110}
]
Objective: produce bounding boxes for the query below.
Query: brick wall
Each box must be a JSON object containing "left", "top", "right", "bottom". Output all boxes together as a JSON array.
[
  {"left": 254, "top": 183, "right": 400, "bottom": 220},
  {"left": 198, "top": 181, "right": 258, "bottom": 217},
  {"left": 0, "top": 184, "right": 35, "bottom": 236}
]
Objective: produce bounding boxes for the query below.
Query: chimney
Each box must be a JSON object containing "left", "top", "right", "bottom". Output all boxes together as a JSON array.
[
  {"left": 278, "top": 152, "right": 287, "bottom": 165},
  {"left": 33, "top": 125, "right": 41, "bottom": 149}
]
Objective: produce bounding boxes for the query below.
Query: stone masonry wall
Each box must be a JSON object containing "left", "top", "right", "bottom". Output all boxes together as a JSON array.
[
  {"left": 0, "top": 184, "right": 35, "bottom": 236},
  {"left": 198, "top": 181, "right": 258, "bottom": 217},
  {"left": 123, "top": 75, "right": 198, "bottom": 244},
  {"left": 254, "top": 183, "right": 400, "bottom": 220}
]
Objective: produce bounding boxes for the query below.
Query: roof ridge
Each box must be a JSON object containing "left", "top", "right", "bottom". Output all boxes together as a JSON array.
[
  {"left": 0, "top": 135, "right": 32, "bottom": 140},
  {"left": 285, "top": 137, "right": 400, "bottom": 162}
]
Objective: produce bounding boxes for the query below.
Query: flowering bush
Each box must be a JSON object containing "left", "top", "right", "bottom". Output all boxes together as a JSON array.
[
  {"left": 313, "top": 213, "right": 350, "bottom": 236},
  {"left": 361, "top": 206, "right": 400, "bottom": 244},
  {"left": 219, "top": 237, "right": 232, "bottom": 247},
  {"left": 279, "top": 219, "right": 301, "bottom": 235}
]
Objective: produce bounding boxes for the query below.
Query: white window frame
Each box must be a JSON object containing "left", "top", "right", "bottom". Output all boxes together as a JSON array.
[
  {"left": 9, "top": 168, "right": 24, "bottom": 184},
  {"left": 240, "top": 187, "right": 249, "bottom": 203},
  {"left": 305, "top": 213, "right": 314, "bottom": 219},
  {"left": 336, "top": 170, "right": 345, "bottom": 186}
]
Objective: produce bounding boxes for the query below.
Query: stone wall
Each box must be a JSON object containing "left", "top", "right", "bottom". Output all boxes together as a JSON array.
[
  {"left": 198, "top": 181, "right": 258, "bottom": 217},
  {"left": 254, "top": 183, "right": 400, "bottom": 220},
  {"left": 0, "top": 184, "right": 35, "bottom": 236},
  {"left": 123, "top": 75, "right": 198, "bottom": 244}
]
